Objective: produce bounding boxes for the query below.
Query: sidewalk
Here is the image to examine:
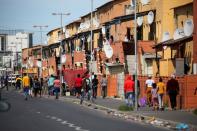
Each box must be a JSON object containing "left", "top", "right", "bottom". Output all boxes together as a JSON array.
[{"left": 62, "top": 95, "right": 197, "bottom": 130}]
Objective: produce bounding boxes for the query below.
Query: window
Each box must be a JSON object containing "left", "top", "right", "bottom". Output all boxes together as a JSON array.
[
  {"left": 137, "top": 26, "right": 143, "bottom": 40},
  {"left": 126, "top": 27, "right": 131, "bottom": 41},
  {"left": 149, "top": 22, "right": 156, "bottom": 40}
]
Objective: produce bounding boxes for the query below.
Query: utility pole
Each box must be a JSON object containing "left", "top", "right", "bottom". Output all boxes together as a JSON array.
[
  {"left": 52, "top": 12, "right": 70, "bottom": 86},
  {"left": 33, "top": 25, "right": 48, "bottom": 78},
  {"left": 133, "top": 0, "right": 138, "bottom": 111}
]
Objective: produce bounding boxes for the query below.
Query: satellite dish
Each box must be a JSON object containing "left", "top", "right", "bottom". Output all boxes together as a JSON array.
[
  {"left": 141, "top": 0, "right": 150, "bottom": 5},
  {"left": 103, "top": 39, "right": 113, "bottom": 58},
  {"left": 61, "top": 54, "right": 66, "bottom": 63},
  {"left": 184, "top": 19, "right": 194, "bottom": 36},
  {"left": 63, "top": 27, "right": 66, "bottom": 33},
  {"left": 163, "top": 46, "right": 167, "bottom": 50},
  {"left": 137, "top": 17, "right": 143, "bottom": 26},
  {"left": 102, "top": 26, "right": 106, "bottom": 35},
  {"left": 37, "top": 61, "right": 42, "bottom": 68},
  {"left": 104, "top": 44, "right": 113, "bottom": 58},
  {"left": 147, "top": 11, "right": 154, "bottom": 24},
  {"left": 162, "top": 31, "right": 171, "bottom": 42},
  {"left": 173, "top": 28, "right": 185, "bottom": 40}
]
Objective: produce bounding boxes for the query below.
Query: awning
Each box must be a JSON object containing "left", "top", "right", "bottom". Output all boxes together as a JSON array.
[
  {"left": 154, "top": 35, "right": 193, "bottom": 48},
  {"left": 105, "top": 63, "right": 124, "bottom": 67},
  {"left": 103, "top": 10, "right": 155, "bottom": 26},
  {"left": 143, "top": 53, "right": 161, "bottom": 59}
]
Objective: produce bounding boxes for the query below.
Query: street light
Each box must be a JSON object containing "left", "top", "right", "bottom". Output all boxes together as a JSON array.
[
  {"left": 133, "top": 0, "right": 138, "bottom": 111},
  {"left": 33, "top": 25, "right": 48, "bottom": 79},
  {"left": 33, "top": 25, "right": 48, "bottom": 44},
  {"left": 52, "top": 12, "right": 70, "bottom": 84}
]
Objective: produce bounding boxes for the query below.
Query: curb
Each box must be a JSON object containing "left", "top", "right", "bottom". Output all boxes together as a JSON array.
[{"left": 61, "top": 96, "right": 197, "bottom": 131}]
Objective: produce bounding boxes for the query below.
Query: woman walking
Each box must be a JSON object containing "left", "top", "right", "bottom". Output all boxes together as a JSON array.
[
  {"left": 54, "top": 76, "right": 61, "bottom": 99},
  {"left": 100, "top": 74, "right": 107, "bottom": 98},
  {"left": 157, "top": 77, "right": 165, "bottom": 110}
]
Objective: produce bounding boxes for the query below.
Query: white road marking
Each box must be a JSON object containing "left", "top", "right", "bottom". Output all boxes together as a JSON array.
[
  {"left": 61, "top": 121, "right": 68, "bottom": 124},
  {"left": 56, "top": 118, "right": 62, "bottom": 122},
  {"left": 36, "top": 111, "right": 41, "bottom": 114},
  {"left": 51, "top": 116, "right": 57, "bottom": 120},
  {"left": 46, "top": 115, "right": 90, "bottom": 131}
]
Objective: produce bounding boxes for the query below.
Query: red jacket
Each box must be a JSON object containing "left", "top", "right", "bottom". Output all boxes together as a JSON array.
[
  {"left": 124, "top": 76, "right": 135, "bottom": 93},
  {"left": 75, "top": 77, "right": 82, "bottom": 88}
]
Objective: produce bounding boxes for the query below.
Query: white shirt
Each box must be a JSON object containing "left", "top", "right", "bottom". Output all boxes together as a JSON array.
[{"left": 145, "top": 79, "right": 155, "bottom": 88}]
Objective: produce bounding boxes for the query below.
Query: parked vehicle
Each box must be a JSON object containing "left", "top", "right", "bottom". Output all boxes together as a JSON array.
[{"left": 8, "top": 74, "right": 20, "bottom": 85}]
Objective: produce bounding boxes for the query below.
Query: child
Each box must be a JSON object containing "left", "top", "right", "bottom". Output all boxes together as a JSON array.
[{"left": 151, "top": 83, "right": 158, "bottom": 110}]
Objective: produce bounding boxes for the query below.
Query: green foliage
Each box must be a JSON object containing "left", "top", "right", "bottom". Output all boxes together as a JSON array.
[{"left": 118, "top": 105, "right": 134, "bottom": 111}]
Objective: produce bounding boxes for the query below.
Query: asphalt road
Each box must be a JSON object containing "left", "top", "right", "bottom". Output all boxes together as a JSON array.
[{"left": 0, "top": 90, "right": 168, "bottom": 131}]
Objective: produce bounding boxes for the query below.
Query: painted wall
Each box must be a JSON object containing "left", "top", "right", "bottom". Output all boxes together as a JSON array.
[{"left": 47, "top": 28, "right": 60, "bottom": 45}]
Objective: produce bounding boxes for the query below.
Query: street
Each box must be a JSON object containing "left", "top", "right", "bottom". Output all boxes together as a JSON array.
[{"left": 0, "top": 90, "right": 168, "bottom": 131}]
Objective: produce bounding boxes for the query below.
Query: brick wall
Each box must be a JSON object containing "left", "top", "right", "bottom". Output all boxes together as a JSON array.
[{"left": 138, "top": 75, "right": 197, "bottom": 109}]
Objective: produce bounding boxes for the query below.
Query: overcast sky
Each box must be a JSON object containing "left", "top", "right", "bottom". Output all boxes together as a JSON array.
[{"left": 0, "top": 0, "right": 109, "bottom": 44}]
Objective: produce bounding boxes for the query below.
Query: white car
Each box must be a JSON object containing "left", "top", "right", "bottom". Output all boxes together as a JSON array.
[{"left": 8, "top": 74, "right": 19, "bottom": 85}]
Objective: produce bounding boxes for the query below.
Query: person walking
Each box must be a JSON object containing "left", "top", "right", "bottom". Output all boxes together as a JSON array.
[
  {"left": 166, "top": 74, "right": 179, "bottom": 110},
  {"left": 22, "top": 73, "right": 30, "bottom": 100},
  {"left": 157, "top": 77, "right": 165, "bottom": 110},
  {"left": 15, "top": 76, "right": 22, "bottom": 90},
  {"left": 124, "top": 75, "right": 135, "bottom": 107},
  {"left": 29, "top": 76, "right": 34, "bottom": 98},
  {"left": 0, "top": 76, "right": 4, "bottom": 88},
  {"left": 74, "top": 74, "right": 82, "bottom": 98},
  {"left": 42, "top": 77, "right": 48, "bottom": 95},
  {"left": 4, "top": 75, "right": 9, "bottom": 91},
  {"left": 33, "top": 76, "right": 40, "bottom": 97},
  {"left": 151, "top": 83, "right": 158, "bottom": 110},
  {"left": 54, "top": 76, "right": 61, "bottom": 99},
  {"left": 48, "top": 75, "right": 55, "bottom": 97},
  {"left": 80, "top": 75, "right": 87, "bottom": 104},
  {"left": 39, "top": 78, "right": 43, "bottom": 97},
  {"left": 145, "top": 76, "right": 155, "bottom": 106},
  {"left": 100, "top": 74, "right": 107, "bottom": 98},
  {"left": 92, "top": 75, "right": 98, "bottom": 99}
]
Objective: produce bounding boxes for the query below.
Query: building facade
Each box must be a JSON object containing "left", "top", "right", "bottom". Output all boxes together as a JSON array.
[{"left": 0, "top": 30, "right": 33, "bottom": 74}]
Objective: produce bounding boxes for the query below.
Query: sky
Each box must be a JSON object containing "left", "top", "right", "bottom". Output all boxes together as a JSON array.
[{"left": 0, "top": 0, "right": 109, "bottom": 45}]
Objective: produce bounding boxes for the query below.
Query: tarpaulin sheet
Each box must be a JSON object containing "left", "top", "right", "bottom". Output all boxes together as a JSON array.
[{"left": 63, "top": 69, "right": 87, "bottom": 89}]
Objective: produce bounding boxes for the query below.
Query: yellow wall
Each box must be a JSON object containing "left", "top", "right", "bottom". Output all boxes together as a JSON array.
[
  {"left": 185, "top": 41, "right": 193, "bottom": 74},
  {"left": 156, "top": 0, "right": 192, "bottom": 42},
  {"left": 47, "top": 29, "right": 60, "bottom": 45},
  {"left": 160, "top": 59, "right": 175, "bottom": 76}
]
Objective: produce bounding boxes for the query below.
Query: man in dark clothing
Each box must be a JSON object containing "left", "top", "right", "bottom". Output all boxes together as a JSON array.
[
  {"left": 92, "top": 75, "right": 98, "bottom": 99},
  {"left": 4, "top": 75, "right": 9, "bottom": 91},
  {"left": 166, "top": 74, "right": 179, "bottom": 110}
]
